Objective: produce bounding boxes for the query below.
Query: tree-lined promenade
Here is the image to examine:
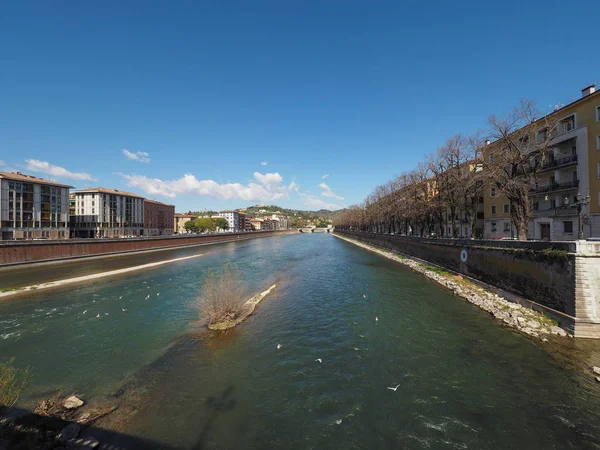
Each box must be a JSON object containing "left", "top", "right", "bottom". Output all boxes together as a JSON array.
[{"left": 334, "top": 99, "right": 562, "bottom": 241}]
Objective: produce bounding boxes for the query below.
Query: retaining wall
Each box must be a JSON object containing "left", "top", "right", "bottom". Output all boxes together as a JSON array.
[
  {"left": 0, "top": 231, "right": 290, "bottom": 267},
  {"left": 336, "top": 230, "right": 600, "bottom": 338}
]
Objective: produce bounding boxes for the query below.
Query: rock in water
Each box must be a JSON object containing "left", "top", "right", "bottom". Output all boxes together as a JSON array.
[
  {"left": 64, "top": 396, "right": 84, "bottom": 409},
  {"left": 58, "top": 423, "right": 81, "bottom": 443},
  {"left": 66, "top": 437, "right": 100, "bottom": 449},
  {"left": 592, "top": 366, "right": 600, "bottom": 375}
]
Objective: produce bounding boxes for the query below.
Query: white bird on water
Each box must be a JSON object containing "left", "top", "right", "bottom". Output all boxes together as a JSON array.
[
  {"left": 83, "top": 310, "right": 88, "bottom": 315},
  {"left": 122, "top": 308, "right": 127, "bottom": 312},
  {"left": 375, "top": 317, "right": 379, "bottom": 322},
  {"left": 335, "top": 419, "right": 343, "bottom": 425},
  {"left": 387, "top": 384, "right": 400, "bottom": 392},
  {"left": 96, "top": 314, "right": 100, "bottom": 318},
  {"left": 157, "top": 293, "right": 160, "bottom": 296},
  {"left": 104, "top": 313, "right": 109, "bottom": 316},
  {"left": 119, "top": 296, "right": 123, "bottom": 300},
  {"left": 363, "top": 295, "right": 366, "bottom": 298},
  {"left": 315, "top": 358, "right": 322, "bottom": 363},
  {"left": 277, "top": 344, "right": 282, "bottom": 350}
]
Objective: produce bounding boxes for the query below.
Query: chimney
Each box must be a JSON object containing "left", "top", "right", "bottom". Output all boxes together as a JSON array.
[{"left": 582, "top": 84, "right": 596, "bottom": 97}]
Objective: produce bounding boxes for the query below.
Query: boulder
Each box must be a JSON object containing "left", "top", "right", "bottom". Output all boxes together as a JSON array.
[
  {"left": 592, "top": 366, "right": 600, "bottom": 375},
  {"left": 527, "top": 320, "right": 541, "bottom": 329},
  {"left": 64, "top": 396, "right": 84, "bottom": 410},
  {"left": 66, "top": 437, "right": 99, "bottom": 449},
  {"left": 57, "top": 424, "right": 81, "bottom": 443}
]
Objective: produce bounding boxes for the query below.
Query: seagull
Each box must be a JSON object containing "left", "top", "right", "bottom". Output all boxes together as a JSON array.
[
  {"left": 335, "top": 419, "right": 343, "bottom": 425},
  {"left": 353, "top": 347, "right": 360, "bottom": 351},
  {"left": 96, "top": 314, "right": 100, "bottom": 318},
  {"left": 315, "top": 358, "right": 322, "bottom": 363},
  {"left": 375, "top": 317, "right": 379, "bottom": 322},
  {"left": 156, "top": 293, "right": 160, "bottom": 296},
  {"left": 83, "top": 310, "right": 88, "bottom": 314},
  {"left": 122, "top": 308, "right": 127, "bottom": 312},
  {"left": 104, "top": 313, "right": 109, "bottom": 316},
  {"left": 169, "top": 278, "right": 172, "bottom": 281},
  {"left": 359, "top": 335, "right": 365, "bottom": 338},
  {"left": 277, "top": 344, "right": 282, "bottom": 350},
  {"left": 363, "top": 295, "right": 366, "bottom": 298},
  {"left": 387, "top": 384, "right": 400, "bottom": 392},
  {"left": 119, "top": 296, "right": 123, "bottom": 300}
]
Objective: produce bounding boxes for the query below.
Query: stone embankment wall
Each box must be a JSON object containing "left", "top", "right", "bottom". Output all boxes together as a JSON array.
[
  {"left": 336, "top": 230, "right": 600, "bottom": 338},
  {"left": 0, "top": 231, "right": 292, "bottom": 267}
]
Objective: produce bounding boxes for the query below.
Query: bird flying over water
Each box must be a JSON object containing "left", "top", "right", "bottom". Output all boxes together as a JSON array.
[
  {"left": 387, "top": 385, "right": 400, "bottom": 392},
  {"left": 122, "top": 308, "right": 127, "bottom": 312},
  {"left": 375, "top": 317, "right": 379, "bottom": 322},
  {"left": 335, "top": 419, "right": 342, "bottom": 425},
  {"left": 96, "top": 314, "right": 100, "bottom": 318},
  {"left": 315, "top": 358, "right": 322, "bottom": 363},
  {"left": 83, "top": 310, "right": 87, "bottom": 314},
  {"left": 277, "top": 344, "right": 282, "bottom": 350}
]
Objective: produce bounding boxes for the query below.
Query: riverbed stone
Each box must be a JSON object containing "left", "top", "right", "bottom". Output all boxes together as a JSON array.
[
  {"left": 57, "top": 424, "right": 80, "bottom": 443},
  {"left": 592, "top": 366, "right": 600, "bottom": 375},
  {"left": 66, "top": 437, "right": 99, "bottom": 449},
  {"left": 64, "top": 396, "right": 84, "bottom": 409},
  {"left": 527, "top": 320, "right": 541, "bottom": 329}
]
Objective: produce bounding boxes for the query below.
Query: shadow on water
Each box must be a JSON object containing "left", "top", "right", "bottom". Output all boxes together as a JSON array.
[
  {"left": 0, "top": 406, "right": 176, "bottom": 450},
  {"left": 191, "top": 385, "right": 236, "bottom": 450}
]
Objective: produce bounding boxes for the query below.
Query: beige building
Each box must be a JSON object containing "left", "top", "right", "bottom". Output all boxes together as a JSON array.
[
  {"left": 174, "top": 213, "right": 197, "bottom": 234},
  {"left": 0, "top": 171, "right": 72, "bottom": 240},
  {"left": 71, "top": 188, "right": 145, "bottom": 238},
  {"left": 484, "top": 84, "right": 600, "bottom": 240}
]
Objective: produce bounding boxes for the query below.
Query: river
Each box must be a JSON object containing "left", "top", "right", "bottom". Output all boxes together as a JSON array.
[{"left": 2, "top": 233, "right": 600, "bottom": 449}]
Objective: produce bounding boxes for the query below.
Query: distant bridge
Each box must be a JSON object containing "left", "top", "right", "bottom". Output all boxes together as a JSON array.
[{"left": 299, "top": 227, "right": 333, "bottom": 233}]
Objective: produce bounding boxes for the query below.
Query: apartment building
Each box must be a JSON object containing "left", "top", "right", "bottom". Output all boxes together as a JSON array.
[
  {"left": 218, "top": 210, "right": 240, "bottom": 232},
  {"left": 484, "top": 84, "right": 600, "bottom": 240},
  {"left": 71, "top": 188, "right": 145, "bottom": 238},
  {"left": 0, "top": 171, "right": 72, "bottom": 240},
  {"left": 174, "top": 213, "right": 197, "bottom": 234},
  {"left": 144, "top": 200, "right": 175, "bottom": 236}
]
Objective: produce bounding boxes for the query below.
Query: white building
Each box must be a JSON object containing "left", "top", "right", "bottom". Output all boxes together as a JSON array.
[
  {"left": 71, "top": 188, "right": 145, "bottom": 238},
  {"left": 0, "top": 171, "right": 72, "bottom": 240},
  {"left": 218, "top": 210, "right": 240, "bottom": 232}
]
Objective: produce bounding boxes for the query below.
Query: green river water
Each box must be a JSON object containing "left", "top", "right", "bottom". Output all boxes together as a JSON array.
[{"left": 1, "top": 233, "right": 600, "bottom": 449}]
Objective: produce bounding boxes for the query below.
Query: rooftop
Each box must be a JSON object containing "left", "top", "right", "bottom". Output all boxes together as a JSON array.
[
  {"left": 0, "top": 171, "right": 74, "bottom": 188},
  {"left": 175, "top": 213, "right": 197, "bottom": 218},
  {"left": 74, "top": 187, "right": 145, "bottom": 199},
  {"left": 144, "top": 199, "right": 175, "bottom": 207}
]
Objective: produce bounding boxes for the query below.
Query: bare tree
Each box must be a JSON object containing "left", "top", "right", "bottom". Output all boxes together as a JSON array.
[{"left": 483, "top": 99, "right": 559, "bottom": 240}]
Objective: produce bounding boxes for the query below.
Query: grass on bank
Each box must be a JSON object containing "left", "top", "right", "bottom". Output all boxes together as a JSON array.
[
  {"left": 197, "top": 265, "right": 246, "bottom": 326},
  {"left": 0, "top": 358, "right": 31, "bottom": 410}
]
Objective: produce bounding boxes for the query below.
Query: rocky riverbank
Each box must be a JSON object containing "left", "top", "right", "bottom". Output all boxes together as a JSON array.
[
  {"left": 334, "top": 234, "right": 569, "bottom": 340},
  {"left": 208, "top": 284, "right": 278, "bottom": 330}
]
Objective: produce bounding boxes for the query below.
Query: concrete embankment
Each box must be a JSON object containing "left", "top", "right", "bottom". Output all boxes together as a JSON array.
[
  {"left": 334, "top": 233, "right": 570, "bottom": 340},
  {"left": 208, "top": 284, "right": 278, "bottom": 330},
  {"left": 335, "top": 230, "right": 600, "bottom": 338},
  {"left": 0, "top": 230, "right": 295, "bottom": 267}
]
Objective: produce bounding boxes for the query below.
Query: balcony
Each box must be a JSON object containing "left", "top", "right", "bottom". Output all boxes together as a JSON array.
[
  {"left": 531, "top": 180, "right": 579, "bottom": 194},
  {"left": 537, "top": 154, "right": 578, "bottom": 172},
  {"left": 532, "top": 206, "right": 578, "bottom": 218}
]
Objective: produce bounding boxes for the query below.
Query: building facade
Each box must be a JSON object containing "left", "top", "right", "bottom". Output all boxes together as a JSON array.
[
  {"left": 71, "top": 188, "right": 145, "bottom": 238},
  {"left": 218, "top": 210, "right": 240, "bottom": 232},
  {"left": 144, "top": 200, "right": 175, "bottom": 236},
  {"left": 0, "top": 172, "right": 72, "bottom": 241},
  {"left": 174, "top": 213, "right": 197, "bottom": 234},
  {"left": 484, "top": 84, "right": 600, "bottom": 240}
]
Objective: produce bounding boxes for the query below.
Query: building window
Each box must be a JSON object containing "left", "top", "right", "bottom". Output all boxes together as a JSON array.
[
  {"left": 597, "top": 134, "right": 600, "bottom": 151},
  {"left": 503, "top": 222, "right": 510, "bottom": 232},
  {"left": 597, "top": 163, "right": 600, "bottom": 179},
  {"left": 563, "top": 221, "right": 573, "bottom": 233},
  {"left": 559, "top": 114, "right": 575, "bottom": 133},
  {"left": 596, "top": 105, "right": 600, "bottom": 122},
  {"left": 491, "top": 222, "right": 497, "bottom": 232},
  {"left": 491, "top": 187, "right": 497, "bottom": 198},
  {"left": 491, "top": 205, "right": 497, "bottom": 215},
  {"left": 503, "top": 204, "right": 509, "bottom": 214}
]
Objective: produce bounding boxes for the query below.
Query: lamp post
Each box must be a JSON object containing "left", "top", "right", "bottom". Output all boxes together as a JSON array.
[{"left": 575, "top": 193, "right": 591, "bottom": 240}]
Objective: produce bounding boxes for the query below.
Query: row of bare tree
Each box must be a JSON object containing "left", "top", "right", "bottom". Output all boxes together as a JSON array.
[{"left": 333, "top": 99, "right": 562, "bottom": 240}]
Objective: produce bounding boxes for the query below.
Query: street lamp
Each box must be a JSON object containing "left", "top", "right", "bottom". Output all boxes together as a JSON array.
[{"left": 574, "top": 193, "right": 591, "bottom": 240}]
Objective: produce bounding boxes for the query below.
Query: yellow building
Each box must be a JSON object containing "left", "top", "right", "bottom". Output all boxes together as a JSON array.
[
  {"left": 174, "top": 213, "right": 197, "bottom": 234},
  {"left": 484, "top": 84, "right": 600, "bottom": 240}
]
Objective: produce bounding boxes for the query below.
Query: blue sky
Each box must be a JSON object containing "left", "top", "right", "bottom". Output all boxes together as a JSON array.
[{"left": 1, "top": 1, "right": 598, "bottom": 212}]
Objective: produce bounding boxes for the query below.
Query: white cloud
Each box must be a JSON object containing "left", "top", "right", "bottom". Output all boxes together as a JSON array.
[
  {"left": 123, "top": 149, "right": 150, "bottom": 163},
  {"left": 117, "top": 171, "right": 289, "bottom": 202},
  {"left": 318, "top": 182, "right": 344, "bottom": 200},
  {"left": 261, "top": 161, "right": 268, "bottom": 166},
  {"left": 24, "top": 159, "right": 96, "bottom": 181},
  {"left": 300, "top": 193, "right": 343, "bottom": 211},
  {"left": 253, "top": 172, "right": 283, "bottom": 188},
  {"left": 288, "top": 180, "right": 300, "bottom": 193},
  {"left": 321, "top": 174, "right": 329, "bottom": 179}
]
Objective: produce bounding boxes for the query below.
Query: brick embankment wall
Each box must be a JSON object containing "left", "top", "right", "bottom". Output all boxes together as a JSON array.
[
  {"left": 0, "top": 231, "right": 293, "bottom": 267},
  {"left": 336, "top": 230, "right": 576, "bottom": 316}
]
